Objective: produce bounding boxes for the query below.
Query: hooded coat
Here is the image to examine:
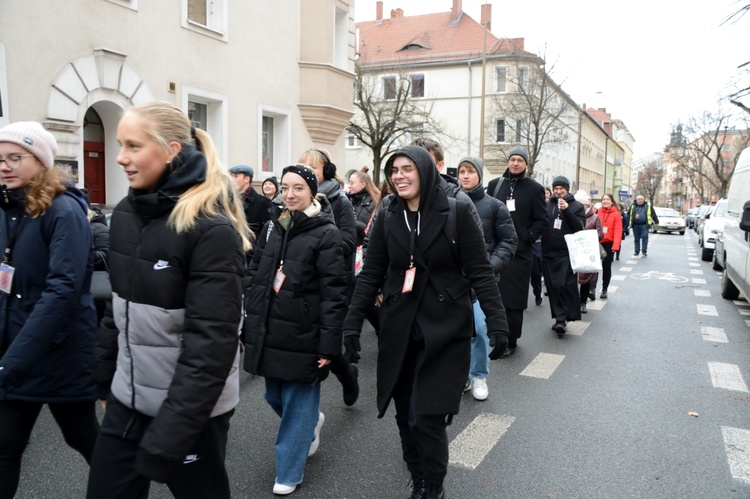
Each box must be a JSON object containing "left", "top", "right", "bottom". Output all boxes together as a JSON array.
[
  {"left": 343, "top": 146, "right": 508, "bottom": 417},
  {"left": 0, "top": 185, "right": 97, "bottom": 402},
  {"left": 486, "top": 169, "right": 548, "bottom": 309},
  {"left": 243, "top": 196, "right": 347, "bottom": 383}
]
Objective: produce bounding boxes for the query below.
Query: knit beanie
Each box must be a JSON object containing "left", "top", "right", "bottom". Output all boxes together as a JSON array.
[
  {"left": 457, "top": 156, "right": 484, "bottom": 184},
  {"left": 282, "top": 164, "right": 318, "bottom": 196},
  {"left": 507, "top": 145, "right": 529, "bottom": 165},
  {"left": 573, "top": 189, "right": 590, "bottom": 205},
  {"left": 0, "top": 121, "right": 58, "bottom": 168},
  {"left": 262, "top": 176, "right": 279, "bottom": 192},
  {"left": 552, "top": 175, "right": 570, "bottom": 191}
]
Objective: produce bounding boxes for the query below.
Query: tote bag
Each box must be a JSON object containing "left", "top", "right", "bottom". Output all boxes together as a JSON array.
[{"left": 564, "top": 229, "right": 603, "bottom": 273}]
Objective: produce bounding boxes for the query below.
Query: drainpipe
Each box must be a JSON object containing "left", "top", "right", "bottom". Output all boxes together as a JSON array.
[{"left": 467, "top": 61, "right": 472, "bottom": 155}]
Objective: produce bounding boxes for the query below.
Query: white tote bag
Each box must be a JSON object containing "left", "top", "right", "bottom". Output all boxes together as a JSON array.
[{"left": 564, "top": 229, "right": 603, "bottom": 273}]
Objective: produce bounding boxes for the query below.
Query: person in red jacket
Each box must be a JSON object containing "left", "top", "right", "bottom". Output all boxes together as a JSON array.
[{"left": 597, "top": 193, "right": 623, "bottom": 298}]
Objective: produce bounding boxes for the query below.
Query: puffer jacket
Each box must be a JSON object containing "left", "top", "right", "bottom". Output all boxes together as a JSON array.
[
  {"left": 464, "top": 183, "right": 518, "bottom": 274},
  {"left": 94, "top": 144, "right": 245, "bottom": 470},
  {"left": 348, "top": 190, "right": 375, "bottom": 246},
  {"left": 0, "top": 186, "right": 97, "bottom": 402},
  {"left": 243, "top": 196, "right": 347, "bottom": 383}
]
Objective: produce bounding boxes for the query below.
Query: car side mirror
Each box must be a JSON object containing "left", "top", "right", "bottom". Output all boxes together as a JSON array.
[{"left": 740, "top": 200, "right": 750, "bottom": 232}]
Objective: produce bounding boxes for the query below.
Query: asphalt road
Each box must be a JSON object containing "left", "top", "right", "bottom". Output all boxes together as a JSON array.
[{"left": 14, "top": 229, "right": 750, "bottom": 498}]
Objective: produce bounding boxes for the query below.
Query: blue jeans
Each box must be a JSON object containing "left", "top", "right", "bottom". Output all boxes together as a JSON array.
[
  {"left": 469, "top": 300, "right": 489, "bottom": 380},
  {"left": 632, "top": 224, "right": 649, "bottom": 254},
  {"left": 264, "top": 378, "right": 321, "bottom": 486}
]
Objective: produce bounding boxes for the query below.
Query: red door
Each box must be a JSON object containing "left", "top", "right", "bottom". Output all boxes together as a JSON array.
[{"left": 84, "top": 141, "right": 105, "bottom": 205}]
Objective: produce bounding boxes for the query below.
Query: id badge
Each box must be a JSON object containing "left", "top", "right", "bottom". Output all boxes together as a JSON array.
[
  {"left": 506, "top": 199, "right": 516, "bottom": 212},
  {"left": 602, "top": 226, "right": 608, "bottom": 234},
  {"left": 272, "top": 268, "right": 286, "bottom": 294},
  {"left": 553, "top": 218, "right": 562, "bottom": 230},
  {"left": 402, "top": 267, "right": 416, "bottom": 293},
  {"left": 0, "top": 263, "right": 15, "bottom": 294}
]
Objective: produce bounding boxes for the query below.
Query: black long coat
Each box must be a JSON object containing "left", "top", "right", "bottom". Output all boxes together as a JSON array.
[
  {"left": 487, "top": 171, "right": 548, "bottom": 309},
  {"left": 343, "top": 146, "right": 508, "bottom": 417}
]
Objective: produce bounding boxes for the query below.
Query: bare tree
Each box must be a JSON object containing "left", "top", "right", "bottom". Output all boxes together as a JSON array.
[
  {"left": 636, "top": 161, "right": 665, "bottom": 203},
  {"left": 669, "top": 110, "right": 750, "bottom": 199},
  {"left": 723, "top": 4, "right": 750, "bottom": 114},
  {"left": 348, "top": 66, "right": 446, "bottom": 185},
  {"left": 487, "top": 56, "right": 577, "bottom": 177}
]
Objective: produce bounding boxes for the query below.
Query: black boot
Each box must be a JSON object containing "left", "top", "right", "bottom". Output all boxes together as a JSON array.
[
  {"left": 408, "top": 473, "right": 426, "bottom": 499},
  {"left": 600, "top": 288, "right": 608, "bottom": 299},
  {"left": 335, "top": 363, "right": 359, "bottom": 406},
  {"left": 581, "top": 302, "right": 587, "bottom": 313},
  {"left": 423, "top": 480, "right": 445, "bottom": 499}
]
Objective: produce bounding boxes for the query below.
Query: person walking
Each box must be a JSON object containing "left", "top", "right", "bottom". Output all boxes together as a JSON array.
[
  {"left": 542, "top": 176, "right": 585, "bottom": 335},
  {"left": 242, "top": 164, "right": 348, "bottom": 495},
  {"left": 628, "top": 195, "right": 659, "bottom": 257},
  {"left": 262, "top": 176, "right": 283, "bottom": 206},
  {"left": 347, "top": 169, "right": 380, "bottom": 248},
  {"left": 342, "top": 146, "right": 509, "bottom": 499},
  {"left": 573, "top": 190, "right": 603, "bottom": 313},
  {"left": 530, "top": 187, "right": 551, "bottom": 306},
  {"left": 597, "top": 194, "right": 623, "bottom": 298},
  {"left": 458, "top": 156, "right": 517, "bottom": 399},
  {"left": 86, "top": 101, "right": 250, "bottom": 499},
  {"left": 0, "top": 122, "right": 100, "bottom": 499},
  {"left": 486, "top": 146, "right": 548, "bottom": 353},
  {"left": 228, "top": 164, "right": 272, "bottom": 236}
]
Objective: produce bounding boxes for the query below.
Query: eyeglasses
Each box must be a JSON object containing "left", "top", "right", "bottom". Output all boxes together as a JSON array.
[{"left": 0, "top": 154, "right": 35, "bottom": 169}]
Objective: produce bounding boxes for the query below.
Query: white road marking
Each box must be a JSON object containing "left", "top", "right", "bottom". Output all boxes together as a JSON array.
[
  {"left": 697, "top": 304, "right": 718, "bottom": 316},
  {"left": 449, "top": 413, "right": 516, "bottom": 469},
  {"left": 721, "top": 426, "right": 750, "bottom": 485},
  {"left": 619, "top": 266, "right": 633, "bottom": 272},
  {"left": 519, "top": 353, "right": 565, "bottom": 379},
  {"left": 586, "top": 301, "right": 606, "bottom": 311},
  {"left": 738, "top": 309, "right": 750, "bottom": 316},
  {"left": 692, "top": 278, "right": 707, "bottom": 284},
  {"left": 688, "top": 257, "right": 699, "bottom": 261},
  {"left": 735, "top": 300, "right": 750, "bottom": 307},
  {"left": 607, "top": 285, "right": 618, "bottom": 293},
  {"left": 745, "top": 320, "right": 750, "bottom": 328},
  {"left": 625, "top": 260, "right": 638, "bottom": 264},
  {"left": 691, "top": 269, "right": 704, "bottom": 275},
  {"left": 708, "top": 362, "right": 749, "bottom": 392},
  {"left": 694, "top": 289, "right": 711, "bottom": 297},
  {"left": 701, "top": 326, "right": 728, "bottom": 343},
  {"left": 611, "top": 275, "right": 627, "bottom": 281},
  {"left": 566, "top": 321, "right": 591, "bottom": 335}
]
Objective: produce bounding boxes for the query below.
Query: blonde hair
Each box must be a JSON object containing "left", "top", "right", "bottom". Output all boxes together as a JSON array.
[
  {"left": 25, "top": 166, "right": 74, "bottom": 218},
  {"left": 298, "top": 148, "right": 345, "bottom": 188},
  {"left": 125, "top": 101, "right": 253, "bottom": 252},
  {"left": 349, "top": 170, "right": 381, "bottom": 204}
]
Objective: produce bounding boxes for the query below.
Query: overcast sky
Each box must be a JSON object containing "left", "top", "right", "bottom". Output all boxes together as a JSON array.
[{"left": 354, "top": 0, "right": 749, "bottom": 159}]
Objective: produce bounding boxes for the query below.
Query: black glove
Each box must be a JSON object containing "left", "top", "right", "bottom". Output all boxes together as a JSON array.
[
  {"left": 344, "top": 334, "right": 361, "bottom": 364},
  {"left": 488, "top": 333, "right": 509, "bottom": 360}
]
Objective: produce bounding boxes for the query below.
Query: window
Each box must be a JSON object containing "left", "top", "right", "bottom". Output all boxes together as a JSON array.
[
  {"left": 722, "top": 144, "right": 731, "bottom": 152},
  {"left": 495, "top": 67, "right": 507, "bottom": 92},
  {"left": 182, "top": 86, "right": 228, "bottom": 161},
  {"left": 345, "top": 129, "right": 360, "bottom": 149},
  {"left": 259, "top": 106, "right": 291, "bottom": 175},
  {"left": 184, "top": 0, "right": 227, "bottom": 37},
  {"left": 188, "top": 102, "right": 208, "bottom": 130},
  {"left": 383, "top": 76, "right": 397, "bottom": 100},
  {"left": 496, "top": 119, "right": 506, "bottom": 143},
  {"left": 517, "top": 68, "right": 527, "bottom": 92},
  {"left": 411, "top": 74, "right": 424, "bottom": 98},
  {"left": 334, "top": 6, "right": 349, "bottom": 69},
  {"left": 262, "top": 117, "right": 274, "bottom": 172}
]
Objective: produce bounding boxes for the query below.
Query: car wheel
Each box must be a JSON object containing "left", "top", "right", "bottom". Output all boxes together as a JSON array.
[
  {"left": 721, "top": 268, "right": 740, "bottom": 300},
  {"left": 701, "top": 247, "right": 713, "bottom": 261},
  {"left": 712, "top": 251, "right": 722, "bottom": 271},
  {"left": 679, "top": 231, "right": 685, "bottom": 235}
]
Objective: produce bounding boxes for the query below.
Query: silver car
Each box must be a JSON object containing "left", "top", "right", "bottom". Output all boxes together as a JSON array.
[{"left": 652, "top": 207, "right": 686, "bottom": 235}]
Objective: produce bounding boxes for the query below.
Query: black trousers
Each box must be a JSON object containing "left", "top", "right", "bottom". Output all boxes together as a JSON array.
[
  {"left": 601, "top": 242, "right": 614, "bottom": 290},
  {"left": 86, "top": 397, "right": 233, "bottom": 499},
  {"left": 392, "top": 338, "right": 450, "bottom": 486},
  {"left": 0, "top": 400, "right": 99, "bottom": 499},
  {"left": 530, "top": 241, "right": 543, "bottom": 298},
  {"left": 506, "top": 309, "right": 524, "bottom": 348}
]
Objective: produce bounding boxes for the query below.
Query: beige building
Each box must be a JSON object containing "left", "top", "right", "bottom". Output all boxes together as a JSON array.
[{"left": 0, "top": 0, "right": 355, "bottom": 205}]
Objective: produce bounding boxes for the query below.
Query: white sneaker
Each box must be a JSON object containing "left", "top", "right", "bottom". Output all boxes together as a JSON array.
[
  {"left": 273, "top": 483, "right": 297, "bottom": 495},
  {"left": 472, "top": 378, "right": 488, "bottom": 401},
  {"left": 308, "top": 412, "right": 325, "bottom": 457}
]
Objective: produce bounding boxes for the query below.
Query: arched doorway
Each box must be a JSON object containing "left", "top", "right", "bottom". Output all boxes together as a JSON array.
[{"left": 83, "top": 107, "right": 106, "bottom": 205}]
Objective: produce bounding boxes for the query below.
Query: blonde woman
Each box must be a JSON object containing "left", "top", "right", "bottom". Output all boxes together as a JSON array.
[
  {"left": 87, "top": 101, "right": 250, "bottom": 499},
  {"left": 0, "top": 122, "right": 99, "bottom": 498},
  {"left": 347, "top": 169, "right": 380, "bottom": 247}
]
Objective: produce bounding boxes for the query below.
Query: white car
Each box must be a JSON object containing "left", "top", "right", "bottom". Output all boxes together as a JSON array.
[
  {"left": 652, "top": 207, "right": 686, "bottom": 235},
  {"left": 700, "top": 198, "right": 730, "bottom": 261}
]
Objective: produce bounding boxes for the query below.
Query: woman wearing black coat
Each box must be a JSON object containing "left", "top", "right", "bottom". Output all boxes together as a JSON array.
[
  {"left": 342, "top": 146, "right": 509, "bottom": 498},
  {"left": 347, "top": 170, "right": 380, "bottom": 247},
  {"left": 243, "top": 165, "right": 348, "bottom": 495}
]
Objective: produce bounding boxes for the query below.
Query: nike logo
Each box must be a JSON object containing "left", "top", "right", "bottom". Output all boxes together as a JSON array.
[
  {"left": 183, "top": 454, "right": 200, "bottom": 464},
  {"left": 153, "top": 260, "right": 171, "bottom": 270}
]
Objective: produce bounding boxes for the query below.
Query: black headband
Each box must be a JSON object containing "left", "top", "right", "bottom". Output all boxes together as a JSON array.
[{"left": 282, "top": 165, "right": 318, "bottom": 196}]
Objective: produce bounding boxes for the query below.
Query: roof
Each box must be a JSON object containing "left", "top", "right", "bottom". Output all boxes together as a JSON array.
[{"left": 356, "top": 10, "right": 535, "bottom": 68}]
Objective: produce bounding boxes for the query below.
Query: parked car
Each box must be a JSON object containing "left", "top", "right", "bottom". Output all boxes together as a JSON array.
[
  {"left": 693, "top": 204, "right": 714, "bottom": 234},
  {"left": 699, "top": 198, "right": 730, "bottom": 261},
  {"left": 720, "top": 147, "right": 750, "bottom": 300},
  {"left": 686, "top": 207, "right": 700, "bottom": 228},
  {"left": 652, "top": 207, "right": 686, "bottom": 235},
  {"left": 713, "top": 229, "right": 726, "bottom": 271}
]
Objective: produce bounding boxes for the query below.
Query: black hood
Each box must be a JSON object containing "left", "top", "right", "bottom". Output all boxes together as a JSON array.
[{"left": 384, "top": 145, "right": 439, "bottom": 212}]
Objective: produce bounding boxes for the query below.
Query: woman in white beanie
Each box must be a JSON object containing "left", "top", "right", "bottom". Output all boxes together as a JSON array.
[
  {"left": 0, "top": 121, "right": 100, "bottom": 497},
  {"left": 573, "top": 190, "right": 603, "bottom": 313}
]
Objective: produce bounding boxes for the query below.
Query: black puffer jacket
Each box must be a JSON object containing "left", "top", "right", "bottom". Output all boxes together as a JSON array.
[
  {"left": 243, "top": 196, "right": 347, "bottom": 383},
  {"left": 464, "top": 184, "right": 518, "bottom": 274},
  {"left": 348, "top": 190, "right": 375, "bottom": 246}
]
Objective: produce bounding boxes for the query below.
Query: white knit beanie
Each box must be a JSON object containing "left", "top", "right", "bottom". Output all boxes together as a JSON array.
[
  {"left": 574, "top": 189, "right": 591, "bottom": 205},
  {"left": 0, "top": 121, "right": 58, "bottom": 168}
]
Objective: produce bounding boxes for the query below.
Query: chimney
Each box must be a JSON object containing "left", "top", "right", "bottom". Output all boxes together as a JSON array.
[
  {"left": 391, "top": 8, "right": 403, "bottom": 18},
  {"left": 480, "top": 3, "right": 492, "bottom": 32},
  {"left": 452, "top": 0, "right": 463, "bottom": 22},
  {"left": 376, "top": 1, "right": 383, "bottom": 21}
]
